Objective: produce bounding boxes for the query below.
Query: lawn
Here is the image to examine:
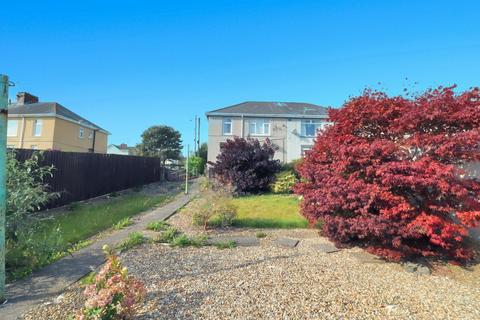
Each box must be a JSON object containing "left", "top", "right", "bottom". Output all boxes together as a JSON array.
[
  {"left": 8, "top": 193, "right": 171, "bottom": 280},
  {"left": 231, "top": 194, "right": 308, "bottom": 228}
]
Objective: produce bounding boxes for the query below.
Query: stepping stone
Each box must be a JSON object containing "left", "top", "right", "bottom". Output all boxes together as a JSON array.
[
  {"left": 274, "top": 237, "right": 299, "bottom": 248},
  {"left": 207, "top": 236, "right": 259, "bottom": 247},
  {"left": 350, "top": 251, "right": 385, "bottom": 264},
  {"left": 315, "top": 242, "right": 341, "bottom": 253}
]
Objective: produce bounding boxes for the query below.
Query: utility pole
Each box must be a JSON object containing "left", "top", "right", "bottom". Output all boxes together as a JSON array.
[
  {"left": 0, "top": 74, "right": 9, "bottom": 300},
  {"left": 197, "top": 117, "right": 200, "bottom": 155},
  {"left": 193, "top": 115, "right": 197, "bottom": 156},
  {"left": 185, "top": 144, "right": 189, "bottom": 194}
]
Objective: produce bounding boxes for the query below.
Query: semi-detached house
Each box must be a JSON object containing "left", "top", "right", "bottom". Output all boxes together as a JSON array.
[{"left": 206, "top": 101, "right": 330, "bottom": 163}]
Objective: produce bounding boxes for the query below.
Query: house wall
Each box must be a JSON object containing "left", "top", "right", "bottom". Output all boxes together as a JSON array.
[
  {"left": 207, "top": 116, "right": 327, "bottom": 163},
  {"left": 7, "top": 116, "right": 55, "bottom": 150},
  {"left": 7, "top": 116, "right": 108, "bottom": 153}
]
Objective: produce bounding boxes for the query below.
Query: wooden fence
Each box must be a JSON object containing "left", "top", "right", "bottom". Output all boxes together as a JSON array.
[{"left": 13, "top": 149, "right": 182, "bottom": 208}]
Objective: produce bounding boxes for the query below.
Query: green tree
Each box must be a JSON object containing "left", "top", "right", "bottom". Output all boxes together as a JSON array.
[
  {"left": 188, "top": 156, "right": 206, "bottom": 175},
  {"left": 198, "top": 142, "right": 208, "bottom": 163},
  {"left": 139, "top": 125, "right": 182, "bottom": 164}
]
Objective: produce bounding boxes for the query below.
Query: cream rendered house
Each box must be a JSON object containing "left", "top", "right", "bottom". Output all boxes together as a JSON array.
[
  {"left": 7, "top": 92, "right": 109, "bottom": 153},
  {"left": 206, "top": 101, "right": 329, "bottom": 163}
]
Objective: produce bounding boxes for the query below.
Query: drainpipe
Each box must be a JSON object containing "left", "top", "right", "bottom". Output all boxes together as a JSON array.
[
  {"left": 91, "top": 129, "right": 97, "bottom": 153},
  {"left": 19, "top": 116, "right": 26, "bottom": 149},
  {"left": 241, "top": 115, "right": 244, "bottom": 138},
  {"left": 0, "top": 74, "right": 10, "bottom": 300}
]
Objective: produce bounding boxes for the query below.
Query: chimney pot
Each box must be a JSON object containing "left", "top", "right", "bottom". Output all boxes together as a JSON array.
[{"left": 17, "top": 92, "right": 39, "bottom": 105}]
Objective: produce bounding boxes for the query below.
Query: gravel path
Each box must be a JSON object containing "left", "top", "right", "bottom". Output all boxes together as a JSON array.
[{"left": 21, "top": 228, "right": 480, "bottom": 320}]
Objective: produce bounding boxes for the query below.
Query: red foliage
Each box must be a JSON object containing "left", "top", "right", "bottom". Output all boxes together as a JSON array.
[{"left": 294, "top": 86, "right": 480, "bottom": 262}]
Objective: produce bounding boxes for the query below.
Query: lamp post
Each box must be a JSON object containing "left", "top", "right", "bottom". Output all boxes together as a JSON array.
[
  {"left": 185, "top": 144, "right": 189, "bottom": 194},
  {"left": 0, "top": 74, "right": 10, "bottom": 300}
]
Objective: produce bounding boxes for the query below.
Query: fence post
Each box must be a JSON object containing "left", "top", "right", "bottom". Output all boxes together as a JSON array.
[{"left": 0, "top": 74, "right": 9, "bottom": 300}]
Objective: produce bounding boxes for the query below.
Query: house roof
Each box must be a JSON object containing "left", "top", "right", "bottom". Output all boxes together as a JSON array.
[
  {"left": 8, "top": 102, "right": 109, "bottom": 134},
  {"left": 206, "top": 101, "right": 329, "bottom": 118}
]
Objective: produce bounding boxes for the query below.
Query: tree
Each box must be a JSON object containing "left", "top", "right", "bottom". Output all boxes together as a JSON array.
[
  {"left": 294, "top": 86, "right": 480, "bottom": 262},
  {"left": 198, "top": 142, "right": 208, "bottom": 163},
  {"left": 210, "top": 137, "right": 281, "bottom": 193},
  {"left": 139, "top": 125, "right": 182, "bottom": 164},
  {"left": 188, "top": 155, "right": 206, "bottom": 175}
]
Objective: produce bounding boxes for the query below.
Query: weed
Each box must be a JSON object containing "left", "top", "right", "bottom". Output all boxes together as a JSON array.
[
  {"left": 214, "top": 240, "right": 237, "bottom": 249},
  {"left": 155, "top": 227, "right": 180, "bottom": 243},
  {"left": 79, "top": 272, "right": 96, "bottom": 285},
  {"left": 113, "top": 217, "right": 133, "bottom": 230},
  {"left": 116, "top": 232, "right": 147, "bottom": 252},
  {"left": 146, "top": 220, "right": 169, "bottom": 232},
  {"left": 256, "top": 232, "right": 267, "bottom": 238}
]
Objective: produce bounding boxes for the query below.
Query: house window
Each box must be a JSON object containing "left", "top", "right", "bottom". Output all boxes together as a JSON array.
[
  {"left": 30, "top": 145, "right": 38, "bottom": 150},
  {"left": 88, "top": 131, "right": 94, "bottom": 139},
  {"left": 7, "top": 145, "right": 15, "bottom": 148},
  {"left": 79, "top": 127, "right": 85, "bottom": 138},
  {"left": 33, "top": 119, "right": 43, "bottom": 136},
  {"left": 248, "top": 118, "right": 270, "bottom": 136},
  {"left": 7, "top": 120, "right": 18, "bottom": 137},
  {"left": 223, "top": 118, "right": 232, "bottom": 135},
  {"left": 301, "top": 145, "right": 313, "bottom": 157},
  {"left": 301, "top": 120, "right": 323, "bottom": 137}
]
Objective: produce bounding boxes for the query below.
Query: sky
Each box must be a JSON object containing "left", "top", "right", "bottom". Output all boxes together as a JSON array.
[{"left": 2, "top": 0, "right": 480, "bottom": 154}]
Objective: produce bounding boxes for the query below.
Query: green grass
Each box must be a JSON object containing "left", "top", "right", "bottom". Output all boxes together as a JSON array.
[
  {"left": 116, "top": 232, "right": 147, "bottom": 252},
  {"left": 231, "top": 194, "right": 308, "bottom": 229},
  {"left": 8, "top": 193, "right": 170, "bottom": 281},
  {"left": 38, "top": 193, "right": 170, "bottom": 246}
]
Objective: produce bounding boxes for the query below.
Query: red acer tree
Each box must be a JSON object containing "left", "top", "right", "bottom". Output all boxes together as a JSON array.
[{"left": 294, "top": 86, "right": 480, "bottom": 262}]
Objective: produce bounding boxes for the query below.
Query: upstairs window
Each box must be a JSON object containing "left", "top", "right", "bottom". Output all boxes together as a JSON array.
[
  {"left": 33, "top": 119, "right": 43, "bottom": 137},
  {"left": 248, "top": 119, "right": 270, "bottom": 136},
  {"left": 301, "top": 120, "right": 323, "bottom": 137},
  {"left": 223, "top": 118, "right": 232, "bottom": 135},
  {"left": 79, "top": 127, "right": 85, "bottom": 138},
  {"left": 7, "top": 120, "right": 18, "bottom": 137}
]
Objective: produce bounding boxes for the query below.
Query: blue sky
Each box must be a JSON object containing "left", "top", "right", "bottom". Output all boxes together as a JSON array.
[{"left": 2, "top": 0, "right": 479, "bottom": 153}]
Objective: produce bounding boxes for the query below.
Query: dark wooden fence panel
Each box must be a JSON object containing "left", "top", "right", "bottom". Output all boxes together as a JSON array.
[{"left": 14, "top": 149, "right": 177, "bottom": 208}]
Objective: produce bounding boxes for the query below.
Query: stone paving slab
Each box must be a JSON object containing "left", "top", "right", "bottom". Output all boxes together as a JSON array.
[
  {"left": 315, "top": 243, "right": 341, "bottom": 253},
  {"left": 207, "top": 236, "right": 260, "bottom": 247},
  {"left": 0, "top": 180, "right": 199, "bottom": 320},
  {"left": 349, "top": 251, "right": 386, "bottom": 264},
  {"left": 273, "top": 237, "right": 299, "bottom": 248}
]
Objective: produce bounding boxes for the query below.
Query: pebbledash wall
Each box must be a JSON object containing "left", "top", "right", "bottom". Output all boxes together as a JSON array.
[{"left": 207, "top": 116, "right": 329, "bottom": 163}]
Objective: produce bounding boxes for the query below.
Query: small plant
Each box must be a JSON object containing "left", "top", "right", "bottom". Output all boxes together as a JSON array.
[
  {"left": 271, "top": 171, "right": 298, "bottom": 194},
  {"left": 80, "top": 272, "right": 96, "bottom": 286},
  {"left": 76, "top": 245, "right": 146, "bottom": 320},
  {"left": 155, "top": 227, "right": 180, "bottom": 243},
  {"left": 146, "top": 220, "right": 169, "bottom": 232},
  {"left": 214, "top": 240, "right": 237, "bottom": 249},
  {"left": 192, "top": 188, "right": 238, "bottom": 229},
  {"left": 170, "top": 234, "right": 192, "bottom": 247},
  {"left": 116, "top": 232, "right": 146, "bottom": 252},
  {"left": 113, "top": 217, "right": 133, "bottom": 230},
  {"left": 256, "top": 232, "right": 267, "bottom": 238}
]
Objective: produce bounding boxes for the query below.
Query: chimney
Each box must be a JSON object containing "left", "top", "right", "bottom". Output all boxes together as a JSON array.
[
  {"left": 119, "top": 143, "right": 128, "bottom": 149},
  {"left": 16, "top": 92, "right": 39, "bottom": 105}
]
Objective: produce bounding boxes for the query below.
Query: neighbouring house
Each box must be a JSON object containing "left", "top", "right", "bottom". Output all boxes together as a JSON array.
[
  {"left": 107, "top": 143, "right": 136, "bottom": 155},
  {"left": 7, "top": 92, "right": 109, "bottom": 153},
  {"left": 206, "top": 101, "right": 330, "bottom": 163}
]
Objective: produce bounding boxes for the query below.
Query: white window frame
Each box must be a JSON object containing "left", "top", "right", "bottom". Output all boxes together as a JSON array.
[
  {"left": 248, "top": 118, "right": 270, "bottom": 136},
  {"left": 7, "top": 119, "right": 18, "bottom": 137},
  {"left": 88, "top": 131, "right": 93, "bottom": 139},
  {"left": 79, "top": 127, "right": 85, "bottom": 138},
  {"left": 33, "top": 119, "right": 43, "bottom": 137},
  {"left": 222, "top": 118, "right": 233, "bottom": 135},
  {"left": 301, "top": 119, "right": 323, "bottom": 137}
]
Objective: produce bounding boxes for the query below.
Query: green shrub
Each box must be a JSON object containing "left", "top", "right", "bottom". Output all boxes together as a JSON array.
[
  {"left": 188, "top": 156, "right": 206, "bottom": 175},
  {"left": 271, "top": 171, "right": 298, "bottom": 194},
  {"left": 113, "top": 217, "right": 133, "bottom": 230},
  {"left": 192, "top": 193, "right": 238, "bottom": 229},
  {"left": 146, "top": 220, "right": 169, "bottom": 232},
  {"left": 116, "top": 232, "right": 147, "bottom": 252}
]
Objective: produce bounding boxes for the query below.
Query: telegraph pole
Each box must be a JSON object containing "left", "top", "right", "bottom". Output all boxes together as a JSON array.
[
  {"left": 197, "top": 117, "right": 200, "bottom": 155},
  {"left": 185, "top": 144, "right": 189, "bottom": 194},
  {"left": 0, "top": 74, "right": 9, "bottom": 300},
  {"left": 193, "top": 115, "right": 197, "bottom": 155}
]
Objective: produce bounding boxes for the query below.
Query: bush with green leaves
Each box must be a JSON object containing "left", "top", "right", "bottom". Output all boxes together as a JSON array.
[
  {"left": 271, "top": 171, "right": 298, "bottom": 194},
  {"left": 188, "top": 155, "right": 206, "bottom": 175},
  {"left": 6, "top": 151, "right": 59, "bottom": 279},
  {"left": 191, "top": 187, "right": 238, "bottom": 229}
]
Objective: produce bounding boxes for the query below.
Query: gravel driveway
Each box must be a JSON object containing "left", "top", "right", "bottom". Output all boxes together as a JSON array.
[{"left": 21, "top": 228, "right": 480, "bottom": 320}]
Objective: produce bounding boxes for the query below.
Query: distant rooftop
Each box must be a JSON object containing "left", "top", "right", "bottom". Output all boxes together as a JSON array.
[
  {"left": 206, "top": 101, "right": 329, "bottom": 118},
  {"left": 8, "top": 92, "right": 109, "bottom": 134}
]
